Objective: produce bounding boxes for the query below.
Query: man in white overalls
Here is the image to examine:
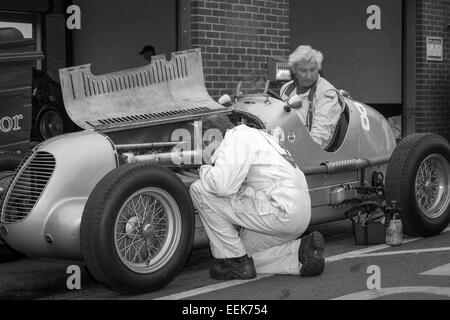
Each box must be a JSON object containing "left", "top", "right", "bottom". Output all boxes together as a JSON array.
[
  {"left": 281, "top": 45, "right": 344, "bottom": 149},
  {"left": 190, "top": 115, "right": 325, "bottom": 280}
]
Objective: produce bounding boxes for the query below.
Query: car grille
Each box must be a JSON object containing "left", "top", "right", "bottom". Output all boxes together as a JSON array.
[{"left": 0, "top": 151, "right": 55, "bottom": 223}]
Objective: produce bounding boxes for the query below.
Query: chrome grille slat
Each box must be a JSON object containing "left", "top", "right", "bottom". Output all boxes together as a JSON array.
[
  {"left": 22, "top": 163, "right": 52, "bottom": 169},
  {"left": 5, "top": 201, "right": 37, "bottom": 206},
  {"left": 31, "top": 162, "right": 54, "bottom": 164},
  {"left": 1, "top": 151, "right": 56, "bottom": 223},
  {"left": 27, "top": 158, "right": 54, "bottom": 161},
  {"left": 24, "top": 166, "right": 54, "bottom": 170},
  {"left": 10, "top": 185, "right": 51, "bottom": 191},
  {"left": 9, "top": 181, "right": 49, "bottom": 186},
  {"left": 4, "top": 209, "right": 36, "bottom": 215},
  {"left": 5, "top": 207, "right": 36, "bottom": 212},
  {"left": 3, "top": 214, "right": 27, "bottom": 218},
  {"left": 19, "top": 173, "right": 54, "bottom": 178},
  {"left": 6, "top": 193, "right": 41, "bottom": 198},
  {"left": 5, "top": 204, "right": 37, "bottom": 209},
  {"left": 13, "top": 178, "right": 50, "bottom": 184},
  {"left": 12, "top": 176, "right": 49, "bottom": 181}
]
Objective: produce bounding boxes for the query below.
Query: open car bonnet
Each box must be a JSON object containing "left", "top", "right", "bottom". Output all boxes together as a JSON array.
[{"left": 59, "top": 48, "right": 228, "bottom": 131}]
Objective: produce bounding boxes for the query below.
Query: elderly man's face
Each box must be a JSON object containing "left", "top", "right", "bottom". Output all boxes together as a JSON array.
[{"left": 293, "top": 60, "right": 319, "bottom": 89}]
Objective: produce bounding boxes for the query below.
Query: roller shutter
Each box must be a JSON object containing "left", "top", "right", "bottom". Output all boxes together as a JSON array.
[{"left": 0, "top": 0, "right": 50, "bottom": 13}]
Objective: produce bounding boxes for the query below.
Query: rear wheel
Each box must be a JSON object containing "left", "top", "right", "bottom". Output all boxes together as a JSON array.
[
  {"left": 0, "top": 152, "right": 25, "bottom": 262},
  {"left": 385, "top": 134, "right": 450, "bottom": 236},
  {"left": 81, "top": 163, "right": 195, "bottom": 294}
]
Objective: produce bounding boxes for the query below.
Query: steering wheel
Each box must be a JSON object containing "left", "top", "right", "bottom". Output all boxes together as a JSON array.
[{"left": 267, "top": 89, "right": 282, "bottom": 100}]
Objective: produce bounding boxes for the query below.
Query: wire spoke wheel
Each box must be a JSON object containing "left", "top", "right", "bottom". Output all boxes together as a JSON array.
[
  {"left": 81, "top": 163, "right": 194, "bottom": 293},
  {"left": 415, "top": 154, "right": 450, "bottom": 219},
  {"left": 385, "top": 133, "right": 450, "bottom": 236},
  {"left": 114, "top": 187, "right": 182, "bottom": 274},
  {"left": 39, "top": 109, "right": 63, "bottom": 139}
]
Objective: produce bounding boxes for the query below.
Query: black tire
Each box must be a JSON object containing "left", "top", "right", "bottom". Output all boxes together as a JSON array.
[
  {"left": 80, "top": 163, "right": 195, "bottom": 294},
  {"left": 0, "top": 152, "right": 25, "bottom": 263},
  {"left": 35, "top": 105, "right": 68, "bottom": 141},
  {"left": 385, "top": 133, "right": 450, "bottom": 236}
]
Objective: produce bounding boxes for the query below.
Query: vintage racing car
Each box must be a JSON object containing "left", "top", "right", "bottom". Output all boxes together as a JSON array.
[{"left": 0, "top": 48, "right": 449, "bottom": 294}]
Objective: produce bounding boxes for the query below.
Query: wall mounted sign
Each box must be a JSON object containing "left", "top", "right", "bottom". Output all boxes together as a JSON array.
[{"left": 426, "top": 37, "right": 443, "bottom": 61}]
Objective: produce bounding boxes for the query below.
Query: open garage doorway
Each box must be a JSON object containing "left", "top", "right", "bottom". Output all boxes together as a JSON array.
[
  {"left": 71, "top": 0, "right": 177, "bottom": 74},
  {"left": 290, "top": 0, "right": 403, "bottom": 139}
]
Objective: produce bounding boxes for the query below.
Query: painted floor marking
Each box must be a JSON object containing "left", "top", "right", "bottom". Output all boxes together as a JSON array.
[
  {"left": 332, "top": 286, "right": 450, "bottom": 300},
  {"left": 154, "top": 240, "right": 404, "bottom": 300},
  {"left": 354, "top": 246, "right": 450, "bottom": 259},
  {"left": 153, "top": 274, "right": 273, "bottom": 300},
  {"left": 326, "top": 225, "right": 450, "bottom": 263},
  {"left": 325, "top": 237, "right": 420, "bottom": 262},
  {"left": 151, "top": 226, "right": 450, "bottom": 300},
  {"left": 154, "top": 233, "right": 432, "bottom": 300},
  {"left": 421, "top": 263, "right": 450, "bottom": 276}
]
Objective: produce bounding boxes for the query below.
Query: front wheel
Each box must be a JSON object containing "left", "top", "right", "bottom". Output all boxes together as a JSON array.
[
  {"left": 80, "top": 163, "right": 195, "bottom": 294},
  {"left": 385, "top": 133, "right": 450, "bottom": 236},
  {"left": 36, "top": 105, "right": 66, "bottom": 141}
]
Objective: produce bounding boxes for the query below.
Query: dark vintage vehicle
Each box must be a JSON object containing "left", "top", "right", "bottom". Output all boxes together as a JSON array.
[
  {"left": 0, "top": 28, "right": 78, "bottom": 262},
  {"left": 0, "top": 27, "right": 43, "bottom": 261},
  {"left": 0, "top": 48, "right": 449, "bottom": 293},
  {"left": 31, "top": 68, "right": 78, "bottom": 141}
]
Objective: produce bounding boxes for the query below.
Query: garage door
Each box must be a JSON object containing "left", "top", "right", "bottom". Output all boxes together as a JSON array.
[
  {"left": 290, "top": 0, "right": 402, "bottom": 104},
  {"left": 0, "top": 0, "right": 49, "bottom": 13},
  {"left": 72, "top": 0, "right": 177, "bottom": 74}
]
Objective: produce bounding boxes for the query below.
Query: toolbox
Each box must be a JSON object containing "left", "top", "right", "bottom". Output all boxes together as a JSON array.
[
  {"left": 352, "top": 220, "right": 386, "bottom": 245},
  {"left": 346, "top": 206, "right": 386, "bottom": 245}
]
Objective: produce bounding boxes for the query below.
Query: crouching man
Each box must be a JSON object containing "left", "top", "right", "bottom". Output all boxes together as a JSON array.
[{"left": 189, "top": 114, "right": 325, "bottom": 280}]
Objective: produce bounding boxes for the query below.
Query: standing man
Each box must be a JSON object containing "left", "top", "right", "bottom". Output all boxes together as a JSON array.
[
  {"left": 139, "top": 45, "right": 156, "bottom": 64},
  {"left": 190, "top": 114, "right": 325, "bottom": 280},
  {"left": 281, "top": 45, "right": 344, "bottom": 149}
]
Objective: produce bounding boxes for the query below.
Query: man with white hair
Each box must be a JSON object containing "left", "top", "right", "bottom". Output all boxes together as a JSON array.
[
  {"left": 281, "top": 45, "right": 343, "bottom": 149},
  {"left": 190, "top": 114, "right": 325, "bottom": 281}
]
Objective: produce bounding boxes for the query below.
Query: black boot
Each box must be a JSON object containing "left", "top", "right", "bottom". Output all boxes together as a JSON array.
[
  {"left": 209, "top": 254, "right": 257, "bottom": 280},
  {"left": 298, "top": 231, "right": 325, "bottom": 277}
]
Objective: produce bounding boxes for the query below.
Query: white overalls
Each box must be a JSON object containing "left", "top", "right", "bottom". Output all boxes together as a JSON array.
[
  {"left": 280, "top": 75, "right": 342, "bottom": 149},
  {"left": 190, "top": 125, "right": 311, "bottom": 275}
]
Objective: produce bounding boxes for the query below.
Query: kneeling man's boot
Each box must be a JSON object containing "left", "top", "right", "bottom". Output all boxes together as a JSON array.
[
  {"left": 298, "top": 231, "right": 325, "bottom": 277},
  {"left": 209, "top": 254, "right": 257, "bottom": 280}
]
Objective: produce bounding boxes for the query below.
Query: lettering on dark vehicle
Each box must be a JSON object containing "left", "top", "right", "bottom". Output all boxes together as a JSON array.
[{"left": 0, "top": 115, "right": 23, "bottom": 133}]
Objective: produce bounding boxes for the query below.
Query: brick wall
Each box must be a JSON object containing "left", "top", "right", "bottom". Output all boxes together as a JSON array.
[
  {"left": 190, "top": 0, "right": 290, "bottom": 98},
  {"left": 415, "top": 0, "right": 450, "bottom": 141}
]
